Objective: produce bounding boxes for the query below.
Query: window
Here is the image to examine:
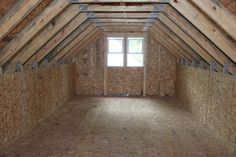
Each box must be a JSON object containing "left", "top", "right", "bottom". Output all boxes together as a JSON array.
[
  {"left": 127, "top": 37, "right": 144, "bottom": 67},
  {"left": 107, "top": 37, "right": 124, "bottom": 67},
  {"left": 107, "top": 36, "right": 144, "bottom": 67}
]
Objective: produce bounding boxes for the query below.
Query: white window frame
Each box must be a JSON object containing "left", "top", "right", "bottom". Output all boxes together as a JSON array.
[{"left": 106, "top": 33, "right": 146, "bottom": 68}]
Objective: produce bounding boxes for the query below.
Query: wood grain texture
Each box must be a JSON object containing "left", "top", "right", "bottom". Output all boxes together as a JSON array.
[{"left": 0, "top": 64, "right": 76, "bottom": 151}]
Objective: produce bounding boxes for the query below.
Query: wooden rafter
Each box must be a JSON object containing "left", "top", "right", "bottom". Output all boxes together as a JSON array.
[
  {"left": 70, "top": 0, "right": 169, "bottom": 4},
  {"left": 169, "top": 0, "right": 236, "bottom": 63},
  {"left": 0, "top": 0, "right": 70, "bottom": 68},
  {"left": 163, "top": 6, "right": 236, "bottom": 71},
  {"left": 189, "top": 0, "right": 236, "bottom": 41},
  {"left": 36, "top": 21, "right": 93, "bottom": 67},
  {"left": 0, "top": 0, "right": 43, "bottom": 42},
  {"left": 22, "top": 13, "right": 88, "bottom": 70},
  {"left": 64, "top": 30, "right": 104, "bottom": 60},
  {"left": 51, "top": 24, "right": 98, "bottom": 63},
  {"left": 154, "top": 20, "right": 199, "bottom": 60},
  {"left": 5, "top": 5, "right": 83, "bottom": 73}
]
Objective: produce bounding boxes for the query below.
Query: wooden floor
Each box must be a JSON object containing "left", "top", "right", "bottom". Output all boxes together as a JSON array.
[{"left": 2, "top": 96, "right": 233, "bottom": 157}]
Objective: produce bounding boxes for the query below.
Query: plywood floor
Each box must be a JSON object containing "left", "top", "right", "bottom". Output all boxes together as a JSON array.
[{"left": 1, "top": 97, "right": 233, "bottom": 157}]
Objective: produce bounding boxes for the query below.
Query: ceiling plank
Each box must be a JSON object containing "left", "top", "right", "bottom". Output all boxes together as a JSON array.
[
  {"left": 0, "top": 0, "right": 70, "bottom": 68},
  {"left": 190, "top": 0, "right": 236, "bottom": 41},
  {"left": 0, "top": 0, "right": 43, "bottom": 42},
  {"left": 169, "top": 0, "right": 236, "bottom": 63},
  {"left": 50, "top": 24, "right": 98, "bottom": 63}
]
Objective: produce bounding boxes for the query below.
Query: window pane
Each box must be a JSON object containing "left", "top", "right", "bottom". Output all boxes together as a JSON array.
[
  {"left": 108, "top": 54, "right": 124, "bottom": 67},
  {"left": 128, "top": 38, "right": 143, "bottom": 53},
  {"left": 127, "top": 54, "right": 143, "bottom": 67},
  {"left": 108, "top": 38, "right": 123, "bottom": 53}
]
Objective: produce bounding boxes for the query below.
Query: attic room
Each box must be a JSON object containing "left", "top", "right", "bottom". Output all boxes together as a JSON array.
[{"left": 0, "top": 0, "right": 236, "bottom": 156}]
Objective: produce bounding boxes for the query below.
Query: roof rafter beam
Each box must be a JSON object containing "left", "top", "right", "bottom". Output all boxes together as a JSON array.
[
  {"left": 189, "top": 0, "right": 236, "bottom": 41},
  {"left": 23, "top": 13, "right": 88, "bottom": 70},
  {"left": 4, "top": 5, "right": 84, "bottom": 73},
  {"left": 50, "top": 24, "right": 98, "bottom": 63},
  {"left": 0, "top": 0, "right": 43, "bottom": 42},
  {"left": 70, "top": 0, "right": 169, "bottom": 4},
  {"left": 0, "top": 0, "right": 70, "bottom": 68},
  {"left": 169, "top": 0, "right": 236, "bottom": 64},
  {"left": 63, "top": 29, "right": 104, "bottom": 60}
]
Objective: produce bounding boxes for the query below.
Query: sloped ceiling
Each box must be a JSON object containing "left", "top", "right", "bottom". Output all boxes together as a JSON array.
[{"left": 0, "top": 0, "right": 235, "bottom": 74}]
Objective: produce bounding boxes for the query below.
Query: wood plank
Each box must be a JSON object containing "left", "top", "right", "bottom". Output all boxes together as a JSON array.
[
  {"left": 70, "top": 0, "right": 169, "bottom": 3},
  {"left": 38, "top": 21, "right": 92, "bottom": 65},
  {"left": 5, "top": 5, "right": 82, "bottom": 73},
  {"left": 0, "top": 0, "right": 43, "bottom": 41},
  {"left": 83, "top": 4, "right": 162, "bottom": 12},
  {"left": 157, "top": 13, "right": 222, "bottom": 71},
  {"left": 150, "top": 28, "right": 184, "bottom": 60},
  {"left": 90, "top": 18, "right": 151, "bottom": 23},
  {"left": 65, "top": 30, "right": 104, "bottom": 60},
  {"left": 151, "top": 25, "right": 194, "bottom": 61},
  {"left": 154, "top": 20, "right": 199, "bottom": 60},
  {"left": 163, "top": 6, "right": 236, "bottom": 73},
  {"left": 0, "top": 0, "right": 70, "bottom": 67},
  {"left": 169, "top": 0, "right": 236, "bottom": 63},
  {"left": 51, "top": 24, "right": 97, "bottom": 63},
  {"left": 93, "top": 13, "right": 154, "bottom": 19},
  {"left": 23, "top": 13, "right": 88, "bottom": 70},
  {"left": 190, "top": 0, "right": 236, "bottom": 41}
]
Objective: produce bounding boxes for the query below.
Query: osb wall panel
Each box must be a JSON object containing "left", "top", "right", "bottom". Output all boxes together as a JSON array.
[
  {"left": 74, "top": 33, "right": 177, "bottom": 96},
  {"left": 176, "top": 64, "right": 236, "bottom": 155},
  {"left": 146, "top": 33, "right": 176, "bottom": 96},
  {"left": 106, "top": 67, "right": 143, "bottom": 96},
  {"left": 74, "top": 36, "right": 105, "bottom": 96},
  {"left": 0, "top": 64, "right": 76, "bottom": 152}
]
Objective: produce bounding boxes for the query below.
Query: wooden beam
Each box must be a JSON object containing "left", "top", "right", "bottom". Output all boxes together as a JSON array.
[
  {"left": 51, "top": 24, "right": 98, "bottom": 63},
  {"left": 154, "top": 20, "right": 199, "bottom": 60},
  {"left": 150, "top": 27, "right": 187, "bottom": 60},
  {"left": 189, "top": 0, "right": 236, "bottom": 41},
  {"left": 0, "top": 0, "right": 43, "bottom": 42},
  {"left": 64, "top": 30, "right": 104, "bottom": 60},
  {"left": 70, "top": 0, "right": 169, "bottom": 4},
  {"left": 163, "top": 6, "right": 236, "bottom": 69},
  {"left": 151, "top": 25, "right": 194, "bottom": 61},
  {"left": 90, "top": 18, "right": 152, "bottom": 23},
  {"left": 82, "top": 4, "right": 163, "bottom": 12},
  {"left": 102, "top": 27, "right": 145, "bottom": 32},
  {"left": 23, "top": 13, "right": 88, "bottom": 70},
  {"left": 0, "top": 0, "right": 70, "bottom": 67},
  {"left": 169, "top": 0, "right": 236, "bottom": 63},
  {"left": 92, "top": 13, "right": 155, "bottom": 19},
  {"left": 5, "top": 5, "right": 82, "bottom": 73},
  {"left": 37, "top": 21, "right": 92, "bottom": 65},
  {"left": 101, "top": 23, "right": 147, "bottom": 27},
  {"left": 157, "top": 12, "right": 222, "bottom": 71}
]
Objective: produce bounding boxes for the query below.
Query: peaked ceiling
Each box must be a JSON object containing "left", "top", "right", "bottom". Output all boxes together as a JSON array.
[{"left": 0, "top": 0, "right": 235, "bottom": 74}]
